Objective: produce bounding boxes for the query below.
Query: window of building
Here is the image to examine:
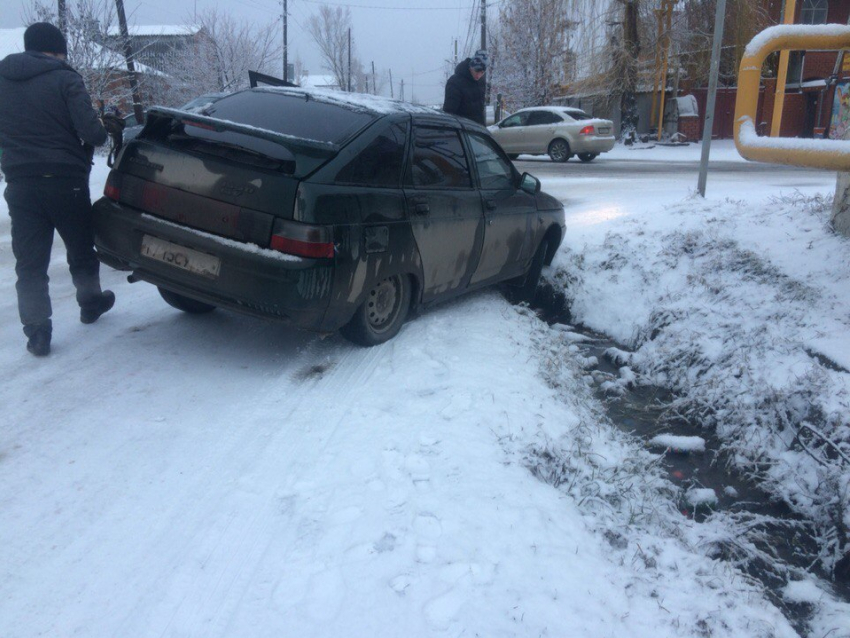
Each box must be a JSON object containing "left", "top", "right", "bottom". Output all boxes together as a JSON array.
[{"left": 801, "top": 0, "right": 829, "bottom": 25}]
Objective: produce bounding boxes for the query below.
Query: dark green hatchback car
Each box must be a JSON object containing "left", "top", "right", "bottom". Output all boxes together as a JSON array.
[{"left": 92, "top": 88, "right": 565, "bottom": 345}]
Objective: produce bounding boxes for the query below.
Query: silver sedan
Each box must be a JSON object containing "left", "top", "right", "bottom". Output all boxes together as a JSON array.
[{"left": 488, "top": 106, "right": 616, "bottom": 163}]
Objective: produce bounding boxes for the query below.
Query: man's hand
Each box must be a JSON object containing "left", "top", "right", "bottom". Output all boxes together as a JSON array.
[{"left": 101, "top": 114, "right": 126, "bottom": 137}]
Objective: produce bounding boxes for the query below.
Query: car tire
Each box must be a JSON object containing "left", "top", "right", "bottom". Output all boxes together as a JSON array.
[
  {"left": 578, "top": 153, "right": 598, "bottom": 163},
  {"left": 548, "top": 139, "right": 572, "bottom": 163},
  {"left": 158, "top": 287, "right": 216, "bottom": 314},
  {"left": 507, "top": 153, "right": 519, "bottom": 160},
  {"left": 506, "top": 237, "right": 550, "bottom": 304},
  {"left": 340, "top": 274, "right": 411, "bottom": 346}
]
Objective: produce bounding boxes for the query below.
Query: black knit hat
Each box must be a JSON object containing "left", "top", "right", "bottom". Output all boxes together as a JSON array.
[
  {"left": 24, "top": 22, "right": 68, "bottom": 55},
  {"left": 470, "top": 50, "right": 488, "bottom": 72}
]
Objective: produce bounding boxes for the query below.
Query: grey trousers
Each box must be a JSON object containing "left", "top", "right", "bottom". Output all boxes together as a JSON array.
[{"left": 4, "top": 175, "right": 102, "bottom": 337}]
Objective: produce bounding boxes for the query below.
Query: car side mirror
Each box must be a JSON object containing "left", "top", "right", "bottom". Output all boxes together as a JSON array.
[{"left": 520, "top": 172, "right": 541, "bottom": 195}]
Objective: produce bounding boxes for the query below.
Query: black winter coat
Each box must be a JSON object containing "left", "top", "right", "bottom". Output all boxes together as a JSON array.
[
  {"left": 0, "top": 51, "right": 107, "bottom": 180},
  {"left": 443, "top": 59, "right": 486, "bottom": 125}
]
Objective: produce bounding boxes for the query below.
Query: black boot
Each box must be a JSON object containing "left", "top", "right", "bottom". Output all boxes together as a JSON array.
[
  {"left": 26, "top": 330, "right": 51, "bottom": 357},
  {"left": 80, "top": 290, "right": 115, "bottom": 324}
]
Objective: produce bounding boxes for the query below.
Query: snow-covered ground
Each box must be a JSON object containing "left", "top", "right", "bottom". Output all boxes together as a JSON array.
[{"left": 0, "top": 149, "right": 848, "bottom": 637}]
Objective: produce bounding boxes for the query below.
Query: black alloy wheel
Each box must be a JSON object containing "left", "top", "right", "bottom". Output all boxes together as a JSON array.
[
  {"left": 158, "top": 287, "right": 216, "bottom": 314},
  {"left": 548, "top": 139, "right": 572, "bottom": 163},
  {"left": 341, "top": 274, "right": 411, "bottom": 346}
]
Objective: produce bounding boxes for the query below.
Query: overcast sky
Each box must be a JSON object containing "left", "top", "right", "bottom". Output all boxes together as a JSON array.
[{"left": 1, "top": 0, "right": 487, "bottom": 104}]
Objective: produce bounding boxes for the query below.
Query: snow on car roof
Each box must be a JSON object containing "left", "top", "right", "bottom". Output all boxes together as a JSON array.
[{"left": 253, "top": 87, "right": 437, "bottom": 116}]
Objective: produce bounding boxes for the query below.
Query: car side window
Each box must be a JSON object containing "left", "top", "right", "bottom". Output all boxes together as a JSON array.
[
  {"left": 501, "top": 113, "right": 528, "bottom": 128},
  {"left": 468, "top": 133, "right": 515, "bottom": 191},
  {"left": 527, "top": 111, "right": 562, "bottom": 126},
  {"left": 334, "top": 122, "right": 406, "bottom": 187},
  {"left": 408, "top": 127, "right": 472, "bottom": 189}
]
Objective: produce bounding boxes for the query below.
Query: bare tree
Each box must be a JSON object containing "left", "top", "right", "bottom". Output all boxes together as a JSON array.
[
  {"left": 24, "top": 0, "right": 136, "bottom": 111},
  {"left": 144, "top": 8, "right": 281, "bottom": 107},
  {"left": 489, "top": 0, "right": 574, "bottom": 109},
  {"left": 307, "top": 5, "right": 368, "bottom": 92}
]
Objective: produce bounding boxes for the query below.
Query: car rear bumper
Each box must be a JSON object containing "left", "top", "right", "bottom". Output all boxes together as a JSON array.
[
  {"left": 572, "top": 136, "right": 616, "bottom": 154},
  {"left": 92, "top": 198, "right": 333, "bottom": 330}
]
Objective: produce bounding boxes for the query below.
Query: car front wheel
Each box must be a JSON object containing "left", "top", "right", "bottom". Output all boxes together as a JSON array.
[
  {"left": 341, "top": 274, "right": 411, "bottom": 346},
  {"left": 578, "top": 153, "right": 598, "bottom": 163},
  {"left": 548, "top": 139, "right": 572, "bottom": 163},
  {"left": 158, "top": 287, "right": 216, "bottom": 314},
  {"left": 506, "top": 237, "right": 550, "bottom": 304}
]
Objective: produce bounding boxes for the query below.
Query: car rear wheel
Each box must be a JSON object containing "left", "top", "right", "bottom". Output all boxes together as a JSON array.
[
  {"left": 340, "top": 274, "right": 411, "bottom": 346},
  {"left": 578, "top": 153, "right": 598, "bottom": 163},
  {"left": 548, "top": 139, "right": 572, "bottom": 163},
  {"left": 158, "top": 287, "right": 216, "bottom": 314},
  {"left": 506, "top": 237, "right": 550, "bottom": 304}
]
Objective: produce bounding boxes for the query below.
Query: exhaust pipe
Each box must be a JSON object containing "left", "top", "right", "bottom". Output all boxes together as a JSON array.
[{"left": 127, "top": 273, "right": 140, "bottom": 283}]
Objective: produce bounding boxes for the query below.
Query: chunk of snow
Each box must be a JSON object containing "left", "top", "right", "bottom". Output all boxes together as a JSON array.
[
  {"left": 723, "top": 486, "right": 739, "bottom": 498},
  {"left": 782, "top": 580, "right": 824, "bottom": 605},
  {"left": 649, "top": 435, "right": 706, "bottom": 453},
  {"left": 685, "top": 488, "right": 717, "bottom": 506}
]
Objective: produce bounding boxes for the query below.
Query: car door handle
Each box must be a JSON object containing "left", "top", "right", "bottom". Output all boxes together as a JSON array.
[
  {"left": 409, "top": 197, "right": 430, "bottom": 215},
  {"left": 484, "top": 199, "right": 497, "bottom": 210}
]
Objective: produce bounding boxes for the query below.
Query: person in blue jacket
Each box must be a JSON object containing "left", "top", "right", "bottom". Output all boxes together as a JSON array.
[
  {"left": 443, "top": 50, "right": 488, "bottom": 126},
  {"left": 0, "top": 23, "right": 123, "bottom": 357}
]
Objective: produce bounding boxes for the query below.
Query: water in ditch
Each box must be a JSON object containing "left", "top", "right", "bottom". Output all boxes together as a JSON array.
[{"left": 529, "top": 282, "right": 849, "bottom": 633}]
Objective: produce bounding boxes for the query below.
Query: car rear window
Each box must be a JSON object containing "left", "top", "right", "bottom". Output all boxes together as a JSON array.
[
  {"left": 205, "top": 90, "right": 376, "bottom": 145},
  {"left": 334, "top": 122, "right": 407, "bottom": 187}
]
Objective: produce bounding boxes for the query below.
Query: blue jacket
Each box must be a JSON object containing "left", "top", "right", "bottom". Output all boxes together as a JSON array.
[
  {"left": 443, "top": 59, "right": 486, "bottom": 126},
  {"left": 0, "top": 51, "right": 107, "bottom": 180}
]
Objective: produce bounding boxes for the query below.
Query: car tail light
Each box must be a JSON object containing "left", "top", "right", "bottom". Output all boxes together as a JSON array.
[
  {"left": 271, "top": 218, "right": 334, "bottom": 259},
  {"left": 579, "top": 125, "right": 595, "bottom": 136},
  {"left": 104, "top": 170, "right": 122, "bottom": 201}
]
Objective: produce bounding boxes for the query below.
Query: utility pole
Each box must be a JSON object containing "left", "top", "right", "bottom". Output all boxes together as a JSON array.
[
  {"left": 480, "top": 0, "right": 486, "bottom": 51},
  {"left": 347, "top": 28, "right": 352, "bottom": 92},
  {"left": 454, "top": 38, "right": 458, "bottom": 67},
  {"left": 481, "top": 0, "right": 489, "bottom": 107},
  {"left": 114, "top": 0, "right": 144, "bottom": 124},
  {"left": 400, "top": 78, "right": 404, "bottom": 101},
  {"left": 57, "top": 0, "right": 67, "bottom": 38},
  {"left": 371, "top": 61, "right": 376, "bottom": 95},
  {"left": 283, "top": 0, "right": 288, "bottom": 83},
  {"left": 620, "top": 0, "right": 641, "bottom": 141},
  {"left": 697, "top": 0, "right": 727, "bottom": 197},
  {"left": 389, "top": 69, "right": 394, "bottom": 98}
]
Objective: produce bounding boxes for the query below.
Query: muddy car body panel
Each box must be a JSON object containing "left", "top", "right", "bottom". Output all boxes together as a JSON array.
[{"left": 92, "top": 88, "right": 565, "bottom": 343}]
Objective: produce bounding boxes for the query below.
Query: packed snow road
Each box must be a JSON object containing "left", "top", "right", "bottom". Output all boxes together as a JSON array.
[{"left": 0, "top": 151, "right": 833, "bottom": 637}]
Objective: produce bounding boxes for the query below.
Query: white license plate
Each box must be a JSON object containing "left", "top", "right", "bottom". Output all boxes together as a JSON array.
[
  {"left": 140, "top": 235, "right": 221, "bottom": 279},
  {"left": 598, "top": 127, "right": 611, "bottom": 135}
]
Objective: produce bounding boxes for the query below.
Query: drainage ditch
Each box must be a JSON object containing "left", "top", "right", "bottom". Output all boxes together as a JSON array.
[{"left": 530, "top": 281, "right": 849, "bottom": 633}]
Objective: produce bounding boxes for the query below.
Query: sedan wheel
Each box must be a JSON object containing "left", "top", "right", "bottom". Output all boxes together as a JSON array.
[
  {"left": 341, "top": 274, "right": 411, "bottom": 346},
  {"left": 548, "top": 139, "right": 572, "bottom": 163},
  {"left": 158, "top": 287, "right": 216, "bottom": 314},
  {"left": 578, "top": 153, "right": 598, "bottom": 163}
]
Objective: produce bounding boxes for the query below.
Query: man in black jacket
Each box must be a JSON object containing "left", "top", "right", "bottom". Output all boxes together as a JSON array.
[
  {"left": 0, "top": 23, "right": 119, "bottom": 357},
  {"left": 443, "top": 50, "right": 488, "bottom": 126}
]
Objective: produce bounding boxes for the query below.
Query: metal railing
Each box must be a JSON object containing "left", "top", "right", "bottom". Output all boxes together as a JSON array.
[{"left": 735, "top": 24, "right": 850, "bottom": 170}]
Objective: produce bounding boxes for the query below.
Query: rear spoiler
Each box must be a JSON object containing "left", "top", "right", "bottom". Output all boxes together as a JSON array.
[{"left": 146, "top": 106, "right": 340, "bottom": 159}]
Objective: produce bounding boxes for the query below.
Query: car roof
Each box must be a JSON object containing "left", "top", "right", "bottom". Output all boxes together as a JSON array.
[{"left": 251, "top": 87, "right": 439, "bottom": 117}]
